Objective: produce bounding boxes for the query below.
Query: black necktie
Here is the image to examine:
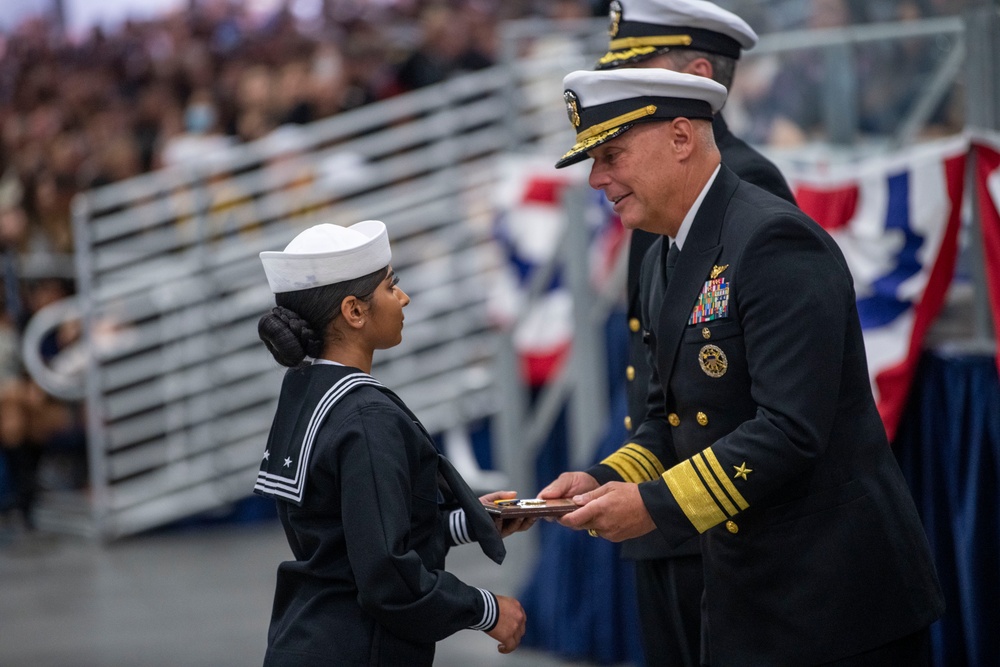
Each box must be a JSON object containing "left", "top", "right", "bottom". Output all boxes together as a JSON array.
[
  {"left": 437, "top": 454, "right": 506, "bottom": 565},
  {"left": 664, "top": 241, "right": 680, "bottom": 285}
]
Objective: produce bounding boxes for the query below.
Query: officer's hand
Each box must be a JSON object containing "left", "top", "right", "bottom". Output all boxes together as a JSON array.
[
  {"left": 559, "top": 481, "right": 656, "bottom": 542},
  {"left": 537, "top": 471, "right": 598, "bottom": 500},
  {"left": 479, "top": 490, "right": 536, "bottom": 537},
  {"left": 486, "top": 595, "right": 526, "bottom": 654}
]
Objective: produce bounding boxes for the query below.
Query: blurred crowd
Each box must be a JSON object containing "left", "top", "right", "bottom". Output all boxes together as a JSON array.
[
  {"left": 0, "top": 0, "right": 969, "bottom": 529},
  {"left": 0, "top": 0, "right": 609, "bottom": 528},
  {"left": 722, "top": 0, "right": 966, "bottom": 147}
]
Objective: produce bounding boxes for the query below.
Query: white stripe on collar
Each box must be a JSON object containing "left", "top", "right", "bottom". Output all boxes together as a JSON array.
[{"left": 254, "top": 372, "right": 382, "bottom": 504}]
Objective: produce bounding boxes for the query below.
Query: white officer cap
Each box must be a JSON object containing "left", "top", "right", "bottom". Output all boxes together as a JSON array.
[
  {"left": 597, "top": 0, "right": 758, "bottom": 70},
  {"left": 555, "top": 68, "right": 727, "bottom": 169},
  {"left": 259, "top": 220, "right": 391, "bottom": 293}
]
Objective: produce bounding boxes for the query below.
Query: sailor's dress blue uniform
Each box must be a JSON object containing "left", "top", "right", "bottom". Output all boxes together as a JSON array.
[{"left": 254, "top": 363, "right": 499, "bottom": 666}]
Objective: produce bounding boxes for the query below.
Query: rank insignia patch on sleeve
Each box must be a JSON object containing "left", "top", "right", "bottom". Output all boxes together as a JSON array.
[{"left": 689, "top": 277, "right": 729, "bottom": 325}]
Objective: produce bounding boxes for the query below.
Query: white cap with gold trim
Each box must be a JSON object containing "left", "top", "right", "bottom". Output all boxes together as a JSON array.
[
  {"left": 259, "top": 220, "right": 391, "bottom": 293},
  {"left": 598, "top": 0, "right": 758, "bottom": 70},
  {"left": 555, "top": 68, "right": 727, "bottom": 169}
]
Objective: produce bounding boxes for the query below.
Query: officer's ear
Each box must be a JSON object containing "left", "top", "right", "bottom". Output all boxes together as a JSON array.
[
  {"left": 668, "top": 118, "right": 696, "bottom": 161},
  {"left": 682, "top": 57, "right": 714, "bottom": 80}
]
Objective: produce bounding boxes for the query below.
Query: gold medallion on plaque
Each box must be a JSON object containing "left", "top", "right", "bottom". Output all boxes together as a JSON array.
[
  {"left": 608, "top": 0, "right": 622, "bottom": 38},
  {"left": 698, "top": 344, "right": 728, "bottom": 378},
  {"left": 564, "top": 90, "right": 581, "bottom": 128}
]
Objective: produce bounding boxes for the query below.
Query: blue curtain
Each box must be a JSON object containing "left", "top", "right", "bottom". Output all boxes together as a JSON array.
[
  {"left": 519, "top": 383, "right": 644, "bottom": 665},
  {"left": 519, "top": 311, "right": 645, "bottom": 665},
  {"left": 894, "top": 349, "right": 1000, "bottom": 667}
]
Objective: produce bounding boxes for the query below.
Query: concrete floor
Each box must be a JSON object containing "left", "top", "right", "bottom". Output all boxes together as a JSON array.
[{"left": 0, "top": 517, "right": 609, "bottom": 667}]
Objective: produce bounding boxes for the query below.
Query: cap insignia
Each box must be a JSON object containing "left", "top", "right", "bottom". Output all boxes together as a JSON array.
[
  {"left": 608, "top": 0, "right": 622, "bottom": 38},
  {"left": 564, "top": 90, "right": 581, "bottom": 128},
  {"left": 698, "top": 344, "right": 728, "bottom": 378}
]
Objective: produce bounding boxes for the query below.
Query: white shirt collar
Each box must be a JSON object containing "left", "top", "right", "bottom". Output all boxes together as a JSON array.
[
  {"left": 670, "top": 164, "right": 721, "bottom": 251},
  {"left": 311, "top": 358, "right": 344, "bottom": 366}
]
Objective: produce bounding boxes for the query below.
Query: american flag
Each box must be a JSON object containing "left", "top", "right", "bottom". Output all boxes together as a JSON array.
[
  {"left": 489, "top": 156, "right": 622, "bottom": 386},
  {"left": 972, "top": 131, "right": 1000, "bottom": 377},
  {"left": 786, "top": 136, "right": 968, "bottom": 441}
]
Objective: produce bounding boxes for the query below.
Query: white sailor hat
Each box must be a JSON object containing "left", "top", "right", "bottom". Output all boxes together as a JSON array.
[
  {"left": 259, "top": 220, "right": 391, "bottom": 293},
  {"left": 555, "top": 68, "right": 727, "bottom": 169},
  {"left": 597, "top": 0, "right": 758, "bottom": 70}
]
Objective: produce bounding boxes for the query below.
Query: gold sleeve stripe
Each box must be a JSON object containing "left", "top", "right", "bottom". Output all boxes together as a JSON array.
[
  {"left": 702, "top": 448, "right": 749, "bottom": 510},
  {"left": 692, "top": 454, "right": 739, "bottom": 517},
  {"left": 622, "top": 444, "right": 665, "bottom": 477},
  {"left": 601, "top": 443, "right": 662, "bottom": 483},
  {"left": 662, "top": 460, "right": 728, "bottom": 533},
  {"left": 601, "top": 455, "right": 627, "bottom": 481},
  {"left": 617, "top": 448, "right": 656, "bottom": 481}
]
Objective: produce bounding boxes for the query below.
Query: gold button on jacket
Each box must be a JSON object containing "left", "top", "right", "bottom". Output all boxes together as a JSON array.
[
  {"left": 626, "top": 365, "right": 635, "bottom": 381},
  {"left": 726, "top": 520, "right": 739, "bottom": 534},
  {"left": 702, "top": 327, "right": 711, "bottom": 339},
  {"left": 668, "top": 413, "right": 680, "bottom": 426},
  {"left": 697, "top": 411, "right": 709, "bottom": 426},
  {"left": 624, "top": 416, "right": 632, "bottom": 430},
  {"left": 629, "top": 317, "right": 641, "bottom": 332}
]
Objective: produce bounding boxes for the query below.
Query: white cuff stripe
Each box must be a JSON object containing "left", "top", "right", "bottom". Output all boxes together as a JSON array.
[
  {"left": 449, "top": 509, "right": 472, "bottom": 545},
  {"left": 468, "top": 589, "right": 498, "bottom": 631}
]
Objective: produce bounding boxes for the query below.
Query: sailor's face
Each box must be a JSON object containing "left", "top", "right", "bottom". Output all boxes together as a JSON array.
[{"left": 367, "top": 268, "right": 409, "bottom": 349}]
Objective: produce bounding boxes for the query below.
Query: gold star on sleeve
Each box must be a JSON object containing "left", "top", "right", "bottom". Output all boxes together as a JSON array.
[
  {"left": 661, "top": 447, "right": 749, "bottom": 533},
  {"left": 733, "top": 462, "right": 752, "bottom": 481}
]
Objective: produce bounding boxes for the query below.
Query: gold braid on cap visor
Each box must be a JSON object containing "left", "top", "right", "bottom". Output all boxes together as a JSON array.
[
  {"left": 578, "top": 104, "right": 658, "bottom": 142},
  {"left": 558, "top": 104, "right": 658, "bottom": 162},
  {"left": 609, "top": 34, "right": 694, "bottom": 50},
  {"left": 557, "top": 95, "right": 714, "bottom": 167},
  {"left": 596, "top": 46, "right": 658, "bottom": 67},
  {"left": 597, "top": 34, "right": 692, "bottom": 67},
  {"left": 558, "top": 124, "right": 634, "bottom": 163}
]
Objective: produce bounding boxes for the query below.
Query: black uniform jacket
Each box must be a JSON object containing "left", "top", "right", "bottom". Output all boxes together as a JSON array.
[
  {"left": 592, "top": 166, "right": 944, "bottom": 665},
  {"left": 255, "top": 364, "right": 494, "bottom": 667},
  {"left": 621, "top": 114, "right": 797, "bottom": 560}
]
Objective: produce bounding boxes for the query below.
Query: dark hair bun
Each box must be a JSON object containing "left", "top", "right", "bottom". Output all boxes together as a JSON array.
[{"left": 257, "top": 306, "right": 323, "bottom": 367}]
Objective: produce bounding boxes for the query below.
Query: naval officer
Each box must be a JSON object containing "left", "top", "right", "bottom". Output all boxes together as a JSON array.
[
  {"left": 539, "top": 67, "right": 944, "bottom": 666},
  {"left": 595, "top": 2, "right": 797, "bottom": 664}
]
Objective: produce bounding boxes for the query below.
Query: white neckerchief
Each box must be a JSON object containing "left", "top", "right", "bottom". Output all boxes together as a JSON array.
[{"left": 670, "top": 163, "right": 721, "bottom": 251}]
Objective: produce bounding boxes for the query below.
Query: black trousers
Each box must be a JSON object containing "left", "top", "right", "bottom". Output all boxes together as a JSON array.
[
  {"left": 634, "top": 554, "right": 704, "bottom": 667},
  {"left": 1, "top": 445, "right": 42, "bottom": 527},
  {"left": 637, "top": 555, "right": 930, "bottom": 667},
  {"left": 817, "top": 627, "right": 932, "bottom": 666}
]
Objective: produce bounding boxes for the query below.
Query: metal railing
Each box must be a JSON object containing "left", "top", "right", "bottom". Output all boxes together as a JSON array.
[{"left": 57, "top": 55, "right": 587, "bottom": 537}]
